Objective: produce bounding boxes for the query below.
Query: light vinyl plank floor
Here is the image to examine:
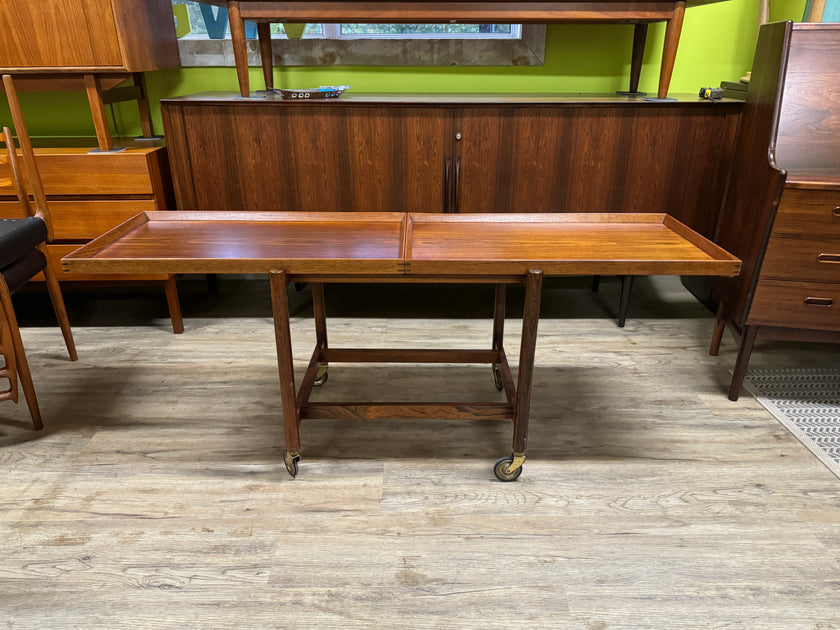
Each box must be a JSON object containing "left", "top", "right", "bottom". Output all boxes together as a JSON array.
[{"left": 0, "top": 276, "right": 838, "bottom": 629}]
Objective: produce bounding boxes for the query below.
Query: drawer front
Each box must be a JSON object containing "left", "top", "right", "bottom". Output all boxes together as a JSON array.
[
  {"left": 772, "top": 188, "right": 840, "bottom": 237},
  {"left": 0, "top": 200, "right": 25, "bottom": 220},
  {"left": 0, "top": 199, "right": 156, "bottom": 240},
  {"left": 42, "top": 244, "right": 171, "bottom": 282},
  {"left": 750, "top": 279, "right": 840, "bottom": 331},
  {"left": 761, "top": 234, "right": 840, "bottom": 283},
  {"left": 0, "top": 151, "right": 157, "bottom": 196}
]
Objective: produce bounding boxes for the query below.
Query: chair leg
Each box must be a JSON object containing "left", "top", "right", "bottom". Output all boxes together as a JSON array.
[
  {"left": 0, "top": 276, "right": 42, "bottom": 429},
  {"left": 40, "top": 250, "right": 77, "bottom": 361},
  {"left": 0, "top": 304, "right": 19, "bottom": 403}
]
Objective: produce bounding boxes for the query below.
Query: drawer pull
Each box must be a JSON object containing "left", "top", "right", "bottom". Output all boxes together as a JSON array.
[
  {"left": 834, "top": 206, "right": 840, "bottom": 216},
  {"left": 804, "top": 297, "right": 834, "bottom": 307},
  {"left": 817, "top": 253, "right": 840, "bottom": 264}
]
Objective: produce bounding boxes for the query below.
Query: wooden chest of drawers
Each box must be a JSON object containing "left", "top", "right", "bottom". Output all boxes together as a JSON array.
[
  {"left": 750, "top": 186, "right": 840, "bottom": 331},
  {"left": 752, "top": 186, "right": 840, "bottom": 330},
  {"left": 710, "top": 22, "right": 840, "bottom": 400},
  {"left": 0, "top": 140, "right": 183, "bottom": 332}
]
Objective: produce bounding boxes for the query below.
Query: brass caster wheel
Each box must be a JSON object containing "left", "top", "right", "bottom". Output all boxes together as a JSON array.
[
  {"left": 493, "top": 454, "right": 524, "bottom": 482},
  {"left": 314, "top": 365, "right": 329, "bottom": 387},
  {"left": 492, "top": 364, "right": 503, "bottom": 391},
  {"left": 283, "top": 450, "right": 301, "bottom": 478}
]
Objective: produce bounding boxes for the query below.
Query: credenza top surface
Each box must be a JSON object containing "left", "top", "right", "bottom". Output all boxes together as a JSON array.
[{"left": 161, "top": 92, "right": 744, "bottom": 108}]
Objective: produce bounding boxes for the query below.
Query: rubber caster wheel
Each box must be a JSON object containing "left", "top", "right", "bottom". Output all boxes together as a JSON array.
[
  {"left": 493, "top": 456, "right": 523, "bottom": 482},
  {"left": 314, "top": 367, "right": 328, "bottom": 387},
  {"left": 492, "top": 364, "right": 503, "bottom": 391},
  {"left": 283, "top": 450, "right": 300, "bottom": 478}
]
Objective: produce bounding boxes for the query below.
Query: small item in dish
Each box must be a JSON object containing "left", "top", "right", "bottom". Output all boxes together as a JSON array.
[{"left": 274, "top": 85, "right": 350, "bottom": 100}]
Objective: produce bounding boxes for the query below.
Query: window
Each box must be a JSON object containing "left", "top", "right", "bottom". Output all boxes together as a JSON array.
[{"left": 172, "top": 1, "right": 545, "bottom": 67}]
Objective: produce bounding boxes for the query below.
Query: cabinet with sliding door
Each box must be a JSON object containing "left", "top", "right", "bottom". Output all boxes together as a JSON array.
[{"left": 162, "top": 94, "right": 740, "bottom": 240}]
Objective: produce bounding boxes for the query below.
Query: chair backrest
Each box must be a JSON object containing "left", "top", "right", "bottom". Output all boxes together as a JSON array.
[
  {"left": 1, "top": 126, "right": 36, "bottom": 219},
  {"left": 1, "top": 74, "right": 54, "bottom": 238}
]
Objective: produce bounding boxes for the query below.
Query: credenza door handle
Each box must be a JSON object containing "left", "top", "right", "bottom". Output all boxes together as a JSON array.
[
  {"left": 817, "top": 253, "right": 840, "bottom": 263},
  {"left": 453, "top": 156, "right": 462, "bottom": 213},
  {"left": 443, "top": 157, "right": 451, "bottom": 213},
  {"left": 804, "top": 297, "right": 834, "bottom": 307}
]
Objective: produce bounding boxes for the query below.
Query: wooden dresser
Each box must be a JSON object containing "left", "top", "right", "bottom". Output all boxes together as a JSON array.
[
  {"left": 710, "top": 22, "right": 840, "bottom": 399},
  {"left": 0, "top": 139, "right": 184, "bottom": 333}
]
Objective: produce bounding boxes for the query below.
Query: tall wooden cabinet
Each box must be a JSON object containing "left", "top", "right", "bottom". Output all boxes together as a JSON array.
[
  {"left": 0, "top": 0, "right": 180, "bottom": 150},
  {"left": 0, "top": 0, "right": 178, "bottom": 70},
  {"left": 710, "top": 22, "right": 840, "bottom": 400},
  {"left": 162, "top": 94, "right": 741, "bottom": 240}
]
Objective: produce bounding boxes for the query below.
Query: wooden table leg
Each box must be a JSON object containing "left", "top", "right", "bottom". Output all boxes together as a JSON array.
[
  {"left": 228, "top": 1, "right": 251, "bottom": 98},
  {"left": 493, "top": 284, "right": 506, "bottom": 349},
  {"left": 83, "top": 74, "right": 115, "bottom": 152},
  {"left": 270, "top": 270, "right": 302, "bottom": 476},
  {"left": 164, "top": 276, "right": 184, "bottom": 334},
  {"left": 133, "top": 72, "right": 158, "bottom": 139},
  {"left": 257, "top": 22, "right": 274, "bottom": 91},
  {"left": 626, "top": 23, "right": 648, "bottom": 95},
  {"left": 312, "top": 282, "right": 329, "bottom": 385},
  {"left": 494, "top": 270, "right": 542, "bottom": 481},
  {"left": 657, "top": 2, "right": 686, "bottom": 99},
  {"left": 492, "top": 283, "right": 506, "bottom": 392}
]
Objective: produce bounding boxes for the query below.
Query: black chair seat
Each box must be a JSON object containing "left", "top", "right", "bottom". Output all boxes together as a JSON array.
[
  {"left": 1, "top": 248, "right": 47, "bottom": 294},
  {"left": 0, "top": 217, "right": 48, "bottom": 270}
]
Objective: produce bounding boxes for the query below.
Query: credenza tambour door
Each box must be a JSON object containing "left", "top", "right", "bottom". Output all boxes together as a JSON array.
[{"left": 161, "top": 94, "right": 741, "bottom": 239}]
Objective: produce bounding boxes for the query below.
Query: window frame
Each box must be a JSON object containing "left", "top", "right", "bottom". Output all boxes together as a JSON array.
[{"left": 177, "top": 24, "right": 546, "bottom": 67}]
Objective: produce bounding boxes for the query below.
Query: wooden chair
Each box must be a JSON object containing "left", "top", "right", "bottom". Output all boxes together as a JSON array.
[{"left": 0, "top": 122, "right": 77, "bottom": 429}]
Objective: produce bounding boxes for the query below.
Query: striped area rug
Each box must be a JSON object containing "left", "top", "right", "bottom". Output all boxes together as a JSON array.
[{"left": 745, "top": 368, "right": 840, "bottom": 479}]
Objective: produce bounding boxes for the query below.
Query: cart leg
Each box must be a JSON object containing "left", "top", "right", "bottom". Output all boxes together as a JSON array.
[
  {"left": 495, "top": 269, "right": 543, "bottom": 481},
  {"left": 492, "top": 283, "right": 506, "bottom": 391},
  {"left": 312, "top": 282, "right": 329, "bottom": 385},
  {"left": 270, "top": 270, "right": 301, "bottom": 477}
]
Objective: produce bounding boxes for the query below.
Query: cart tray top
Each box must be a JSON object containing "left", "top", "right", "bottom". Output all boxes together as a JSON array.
[{"left": 62, "top": 211, "right": 741, "bottom": 279}]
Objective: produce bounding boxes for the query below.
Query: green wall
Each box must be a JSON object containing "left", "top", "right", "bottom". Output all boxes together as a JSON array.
[{"left": 1, "top": 0, "right": 807, "bottom": 138}]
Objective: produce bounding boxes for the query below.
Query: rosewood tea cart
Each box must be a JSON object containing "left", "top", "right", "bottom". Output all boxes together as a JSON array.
[{"left": 63, "top": 211, "right": 740, "bottom": 480}]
